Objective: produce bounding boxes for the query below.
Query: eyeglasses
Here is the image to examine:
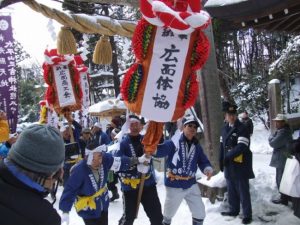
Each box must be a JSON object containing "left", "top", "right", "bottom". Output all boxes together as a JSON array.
[{"left": 187, "top": 124, "right": 197, "bottom": 129}]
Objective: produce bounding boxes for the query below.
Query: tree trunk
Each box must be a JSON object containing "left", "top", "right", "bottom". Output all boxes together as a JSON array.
[
  {"left": 110, "top": 36, "right": 120, "bottom": 97},
  {"left": 218, "top": 69, "right": 234, "bottom": 103},
  {"left": 198, "top": 24, "right": 223, "bottom": 171}
]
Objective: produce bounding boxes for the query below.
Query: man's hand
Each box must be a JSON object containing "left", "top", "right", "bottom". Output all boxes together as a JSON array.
[
  {"left": 137, "top": 164, "right": 150, "bottom": 174},
  {"left": 138, "top": 154, "right": 151, "bottom": 165},
  {"left": 204, "top": 167, "right": 213, "bottom": 181},
  {"left": 61, "top": 212, "right": 69, "bottom": 225}
]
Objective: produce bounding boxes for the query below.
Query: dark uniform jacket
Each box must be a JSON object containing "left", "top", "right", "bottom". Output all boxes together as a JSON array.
[
  {"left": 241, "top": 118, "right": 253, "bottom": 136},
  {"left": 0, "top": 161, "right": 61, "bottom": 225},
  {"left": 292, "top": 137, "right": 300, "bottom": 219},
  {"left": 219, "top": 119, "right": 255, "bottom": 180}
]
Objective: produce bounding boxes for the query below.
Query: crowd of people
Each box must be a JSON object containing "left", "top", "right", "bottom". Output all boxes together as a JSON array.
[{"left": 0, "top": 102, "right": 300, "bottom": 225}]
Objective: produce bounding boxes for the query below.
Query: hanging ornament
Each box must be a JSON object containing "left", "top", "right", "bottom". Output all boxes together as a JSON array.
[
  {"left": 74, "top": 55, "right": 90, "bottom": 109},
  {"left": 121, "top": 0, "right": 211, "bottom": 153},
  {"left": 93, "top": 35, "right": 112, "bottom": 65},
  {"left": 57, "top": 26, "right": 77, "bottom": 55},
  {"left": 43, "top": 49, "right": 82, "bottom": 114}
]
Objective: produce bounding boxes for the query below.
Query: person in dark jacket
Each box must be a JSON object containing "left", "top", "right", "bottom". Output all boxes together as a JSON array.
[
  {"left": 114, "top": 115, "right": 163, "bottom": 225},
  {"left": 107, "top": 127, "right": 121, "bottom": 202},
  {"left": 155, "top": 116, "right": 213, "bottom": 225},
  {"left": 240, "top": 111, "right": 254, "bottom": 136},
  {"left": 269, "top": 114, "right": 293, "bottom": 205},
  {"left": 61, "top": 108, "right": 82, "bottom": 187},
  {"left": 219, "top": 103, "right": 254, "bottom": 224},
  {"left": 0, "top": 124, "right": 65, "bottom": 225},
  {"left": 59, "top": 141, "right": 148, "bottom": 225},
  {"left": 79, "top": 128, "right": 93, "bottom": 158},
  {"left": 292, "top": 134, "right": 300, "bottom": 218},
  {"left": 91, "top": 122, "right": 110, "bottom": 146}
]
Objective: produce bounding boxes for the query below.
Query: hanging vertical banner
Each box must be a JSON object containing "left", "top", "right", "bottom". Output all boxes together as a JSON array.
[
  {"left": 80, "top": 72, "right": 90, "bottom": 108},
  {"left": 74, "top": 55, "right": 90, "bottom": 109},
  {"left": 141, "top": 27, "right": 191, "bottom": 122},
  {"left": 53, "top": 64, "right": 77, "bottom": 107},
  {"left": 43, "top": 49, "right": 82, "bottom": 114},
  {"left": 0, "top": 16, "right": 17, "bottom": 132},
  {"left": 121, "top": 0, "right": 210, "bottom": 152}
]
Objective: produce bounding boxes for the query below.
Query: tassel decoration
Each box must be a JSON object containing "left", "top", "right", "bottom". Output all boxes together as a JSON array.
[
  {"left": 57, "top": 27, "right": 77, "bottom": 55},
  {"left": 93, "top": 35, "right": 112, "bottom": 65}
]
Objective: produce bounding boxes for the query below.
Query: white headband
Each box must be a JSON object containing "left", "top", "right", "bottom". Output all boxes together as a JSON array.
[
  {"left": 85, "top": 145, "right": 106, "bottom": 165},
  {"left": 129, "top": 118, "right": 140, "bottom": 123}
]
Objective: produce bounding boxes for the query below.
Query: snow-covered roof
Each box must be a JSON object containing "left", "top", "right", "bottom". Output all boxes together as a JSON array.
[
  {"left": 89, "top": 98, "right": 127, "bottom": 116},
  {"left": 269, "top": 79, "right": 280, "bottom": 84},
  {"left": 204, "top": 0, "right": 247, "bottom": 7},
  {"left": 89, "top": 71, "right": 114, "bottom": 78},
  {"left": 89, "top": 70, "right": 126, "bottom": 78}
]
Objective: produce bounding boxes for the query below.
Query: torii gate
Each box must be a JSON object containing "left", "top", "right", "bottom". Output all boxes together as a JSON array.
[{"left": 0, "top": 0, "right": 223, "bottom": 171}]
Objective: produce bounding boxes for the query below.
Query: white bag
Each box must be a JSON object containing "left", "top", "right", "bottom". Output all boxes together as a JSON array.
[{"left": 279, "top": 157, "right": 300, "bottom": 198}]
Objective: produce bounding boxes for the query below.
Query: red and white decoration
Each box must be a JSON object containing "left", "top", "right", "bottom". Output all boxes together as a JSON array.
[
  {"left": 140, "top": 0, "right": 211, "bottom": 34},
  {"left": 43, "top": 49, "right": 82, "bottom": 114}
]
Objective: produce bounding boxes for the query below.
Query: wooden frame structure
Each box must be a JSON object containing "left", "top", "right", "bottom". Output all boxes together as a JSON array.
[{"left": 204, "top": 0, "right": 300, "bottom": 33}]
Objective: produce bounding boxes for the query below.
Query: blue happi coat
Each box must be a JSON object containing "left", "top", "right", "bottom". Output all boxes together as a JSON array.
[
  {"left": 155, "top": 133, "right": 212, "bottom": 189},
  {"left": 114, "top": 134, "right": 157, "bottom": 191},
  {"left": 59, "top": 153, "right": 131, "bottom": 219}
]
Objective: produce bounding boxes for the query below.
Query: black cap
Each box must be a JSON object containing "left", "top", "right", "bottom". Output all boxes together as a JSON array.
[{"left": 223, "top": 101, "right": 237, "bottom": 114}]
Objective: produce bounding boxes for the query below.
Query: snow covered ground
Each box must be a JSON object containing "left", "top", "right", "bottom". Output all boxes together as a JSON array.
[{"left": 53, "top": 122, "right": 300, "bottom": 225}]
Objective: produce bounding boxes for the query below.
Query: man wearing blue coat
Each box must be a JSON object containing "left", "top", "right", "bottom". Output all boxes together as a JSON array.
[
  {"left": 59, "top": 141, "right": 148, "bottom": 225},
  {"left": 219, "top": 103, "right": 254, "bottom": 224},
  {"left": 115, "top": 115, "right": 163, "bottom": 225},
  {"left": 155, "top": 116, "right": 213, "bottom": 225}
]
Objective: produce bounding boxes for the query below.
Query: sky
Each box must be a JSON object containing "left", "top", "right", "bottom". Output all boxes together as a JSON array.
[
  {"left": 52, "top": 122, "right": 300, "bottom": 225},
  {"left": 0, "top": 0, "right": 62, "bottom": 63}
]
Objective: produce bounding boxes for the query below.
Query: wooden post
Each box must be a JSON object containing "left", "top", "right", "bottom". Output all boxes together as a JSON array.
[
  {"left": 268, "top": 79, "right": 281, "bottom": 134},
  {"left": 198, "top": 23, "right": 223, "bottom": 172}
]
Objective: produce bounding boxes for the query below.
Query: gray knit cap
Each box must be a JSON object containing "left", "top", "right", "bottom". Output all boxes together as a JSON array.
[{"left": 9, "top": 124, "right": 65, "bottom": 175}]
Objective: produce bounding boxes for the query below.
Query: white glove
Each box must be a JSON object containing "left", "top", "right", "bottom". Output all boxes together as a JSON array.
[
  {"left": 61, "top": 212, "right": 69, "bottom": 225},
  {"left": 138, "top": 154, "right": 151, "bottom": 165},
  {"left": 137, "top": 163, "right": 150, "bottom": 174}
]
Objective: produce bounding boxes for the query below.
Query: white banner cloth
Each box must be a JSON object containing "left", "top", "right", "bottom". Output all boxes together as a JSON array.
[
  {"left": 80, "top": 72, "right": 90, "bottom": 108},
  {"left": 53, "top": 65, "right": 76, "bottom": 108},
  {"left": 141, "top": 27, "right": 191, "bottom": 122}
]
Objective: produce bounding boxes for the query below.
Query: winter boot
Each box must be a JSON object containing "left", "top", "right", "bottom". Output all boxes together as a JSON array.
[
  {"left": 163, "top": 216, "right": 171, "bottom": 225},
  {"left": 272, "top": 194, "right": 288, "bottom": 206},
  {"left": 110, "top": 188, "right": 120, "bottom": 202},
  {"left": 192, "top": 218, "right": 203, "bottom": 225}
]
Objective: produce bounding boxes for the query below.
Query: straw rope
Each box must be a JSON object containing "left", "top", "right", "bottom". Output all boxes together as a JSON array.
[{"left": 23, "top": 0, "right": 136, "bottom": 37}]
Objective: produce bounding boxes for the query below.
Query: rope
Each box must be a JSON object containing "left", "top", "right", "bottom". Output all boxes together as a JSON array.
[
  {"left": 23, "top": 0, "right": 136, "bottom": 37},
  {"left": 140, "top": 0, "right": 210, "bottom": 34}
]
